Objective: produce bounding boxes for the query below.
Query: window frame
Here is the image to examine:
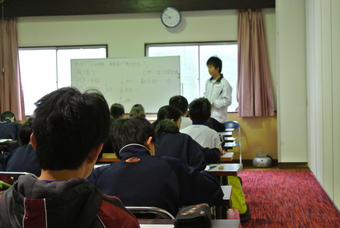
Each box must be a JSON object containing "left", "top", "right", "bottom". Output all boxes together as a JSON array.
[{"left": 18, "top": 44, "right": 108, "bottom": 115}]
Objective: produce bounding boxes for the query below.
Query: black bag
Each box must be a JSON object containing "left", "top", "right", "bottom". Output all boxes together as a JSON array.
[{"left": 174, "top": 203, "right": 211, "bottom": 228}]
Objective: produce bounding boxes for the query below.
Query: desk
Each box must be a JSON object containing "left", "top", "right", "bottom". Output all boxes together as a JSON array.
[
  {"left": 139, "top": 219, "right": 240, "bottom": 228},
  {"left": 98, "top": 153, "right": 234, "bottom": 163},
  {"left": 205, "top": 164, "right": 241, "bottom": 176},
  {"left": 213, "top": 185, "right": 232, "bottom": 219}
]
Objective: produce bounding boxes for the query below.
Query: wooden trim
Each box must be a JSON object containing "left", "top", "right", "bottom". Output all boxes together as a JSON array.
[
  {"left": 1, "top": 0, "right": 275, "bottom": 17},
  {"left": 278, "top": 162, "right": 309, "bottom": 169}
]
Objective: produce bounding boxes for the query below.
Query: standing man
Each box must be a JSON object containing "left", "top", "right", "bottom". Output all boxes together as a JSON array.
[{"left": 204, "top": 56, "right": 232, "bottom": 132}]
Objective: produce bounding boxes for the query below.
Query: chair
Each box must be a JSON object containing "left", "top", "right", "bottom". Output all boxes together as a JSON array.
[
  {"left": 126, "top": 206, "right": 175, "bottom": 219},
  {"left": 222, "top": 121, "right": 242, "bottom": 168}
]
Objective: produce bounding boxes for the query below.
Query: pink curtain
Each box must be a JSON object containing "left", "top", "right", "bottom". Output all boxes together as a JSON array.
[
  {"left": 237, "top": 9, "right": 275, "bottom": 117},
  {"left": 0, "top": 18, "right": 25, "bottom": 120}
]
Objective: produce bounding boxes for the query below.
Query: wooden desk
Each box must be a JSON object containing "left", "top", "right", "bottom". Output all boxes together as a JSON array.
[
  {"left": 213, "top": 185, "right": 232, "bottom": 219},
  {"left": 205, "top": 164, "right": 241, "bottom": 176},
  {"left": 139, "top": 219, "right": 240, "bottom": 228},
  {"left": 98, "top": 153, "right": 234, "bottom": 163}
]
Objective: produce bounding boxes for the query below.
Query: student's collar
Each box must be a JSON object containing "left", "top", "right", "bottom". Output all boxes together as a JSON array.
[
  {"left": 209, "top": 74, "right": 223, "bottom": 83},
  {"left": 118, "top": 143, "right": 149, "bottom": 158}
]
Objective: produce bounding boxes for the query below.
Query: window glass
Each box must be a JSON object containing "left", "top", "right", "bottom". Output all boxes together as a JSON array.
[{"left": 19, "top": 46, "right": 107, "bottom": 115}]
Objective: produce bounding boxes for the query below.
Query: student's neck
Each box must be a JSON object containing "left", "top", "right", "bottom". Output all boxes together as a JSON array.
[
  {"left": 212, "top": 73, "right": 221, "bottom": 80},
  {"left": 38, "top": 168, "right": 86, "bottom": 181}
]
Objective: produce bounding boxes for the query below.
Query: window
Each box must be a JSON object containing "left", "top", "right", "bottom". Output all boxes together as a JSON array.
[
  {"left": 19, "top": 46, "right": 107, "bottom": 115},
  {"left": 146, "top": 42, "right": 238, "bottom": 112}
]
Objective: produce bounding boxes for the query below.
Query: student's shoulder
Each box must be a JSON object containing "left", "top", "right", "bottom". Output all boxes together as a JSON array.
[{"left": 97, "top": 194, "right": 139, "bottom": 227}]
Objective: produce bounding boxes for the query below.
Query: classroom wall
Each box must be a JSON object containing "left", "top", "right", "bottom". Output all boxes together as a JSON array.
[
  {"left": 229, "top": 113, "right": 277, "bottom": 160},
  {"left": 17, "top": 9, "right": 276, "bottom": 98},
  {"left": 16, "top": 9, "right": 278, "bottom": 161},
  {"left": 306, "top": 0, "right": 340, "bottom": 209},
  {"left": 276, "top": 0, "right": 307, "bottom": 163}
]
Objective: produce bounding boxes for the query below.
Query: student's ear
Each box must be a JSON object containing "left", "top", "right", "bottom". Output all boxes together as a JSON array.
[
  {"left": 87, "top": 144, "right": 103, "bottom": 164},
  {"left": 30, "top": 133, "right": 37, "bottom": 149}
]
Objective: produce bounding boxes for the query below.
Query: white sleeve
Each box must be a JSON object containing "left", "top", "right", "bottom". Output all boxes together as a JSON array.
[{"left": 212, "top": 80, "right": 232, "bottom": 109}]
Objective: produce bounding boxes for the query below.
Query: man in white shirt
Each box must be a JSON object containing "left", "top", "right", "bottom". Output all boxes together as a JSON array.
[
  {"left": 181, "top": 98, "right": 222, "bottom": 150},
  {"left": 169, "top": 95, "right": 192, "bottom": 129},
  {"left": 204, "top": 56, "right": 232, "bottom": 132}
]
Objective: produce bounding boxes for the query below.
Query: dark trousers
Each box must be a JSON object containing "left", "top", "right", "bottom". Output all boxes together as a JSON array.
[{"left": 205, "top": 118, "right": 225, "bottom": 132}]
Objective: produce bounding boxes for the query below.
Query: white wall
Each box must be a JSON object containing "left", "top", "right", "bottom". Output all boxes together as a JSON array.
[
  {"left": 17, "top": 9, "right": 277, "bottom": 99},
  {"left": 332, "top": 0, "right": 340, "bottom": 209},
  {"left": 306, "top": 0, "right": 340, "bottom": 209},
  {"left": 276, "top": 0, "right": 307, "bottom": 162}
]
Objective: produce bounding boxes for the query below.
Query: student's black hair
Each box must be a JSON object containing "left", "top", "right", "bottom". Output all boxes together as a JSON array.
[
  {"left": 129, "top": 104, "right": 145, "bottom": 118},
  {"left": 110, "top": 103, "right": 125, "bottom": 119},
  {"left": 32, "top": 87, "right": 110, "bottom": 170},
  {"left": 111, "top": 118, "right": 154, "bottom": 158},
  {"left": 156, "top": 105, "right": 182, "bottom": 122},
  {"left": 169, "top": 95, "right": 188, "bottom": 115},
  {"left": 154, "top": 119, "right": 179, "bottom": 137},
  {"left": 18, "top": 117, "right": 33, "bottom": 145},
  {"left": 206, "top": 56, "right": 222, "bottom": 73},
  {"left": 0, "top": 111, "right": 16, "bottom": 122},
  {"left": 189, "top": 98, "right": 211, "bottom": 124}
]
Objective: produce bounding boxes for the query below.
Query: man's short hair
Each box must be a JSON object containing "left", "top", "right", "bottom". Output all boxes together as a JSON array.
[
  {"left": 111, "top": 118, "right": 154, "bottom": 158},
  {"left": 169, "top": 95, "right": 188, "bottom": 114},
  {"left": 0, "top": 111, "right": 16, "bottom": 122},
  {"left": 206, "top": 56, "right": 222, "bottom": 73},
  {"left": 189, "top": 98, "right": 211, "bottom": 124},
  {"left": 154, "top": 119, "right": 179, "bottom": 137},
  {"left": 129, "top": 104, "right": 145, "bottom": 118},
  {"left": 18, "top": 117, "right": 33, "bottom": 145},
  {"left": 110, "top": 103, "right": 125, "bottom": 119},
  {"left": 157, "top": 105, "right": 182, "bottom": 122},
  {"left": 33, "top": 87, "right": 110, "bottom": 170}
]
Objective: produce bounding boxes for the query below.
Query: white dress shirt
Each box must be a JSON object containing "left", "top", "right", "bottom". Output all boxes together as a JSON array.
[
  {"left": 204, "top": 76, "right": 232, "bottom": 123},
  {"left": 181, "top": 124, "right": 222, "bottom": 149}
]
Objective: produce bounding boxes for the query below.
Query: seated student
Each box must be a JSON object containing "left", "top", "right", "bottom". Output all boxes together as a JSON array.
[
  {"left": 129, "top": 104, "right": 145, "bottom": 118},
  {"left": 154, "top": 105, "right": 221, "bottom": 165},
  {"left": 0, "top": 111, "right": 16, "bottom": 123},
  {"left": 6, "top": 118, "right": 41, "bottom": 176},
  {"left": 169, "top": 95, "right": 191, "bottom": 129},
  {"left": 181, "top": 98, "right": 223, "bottom": 149},
  {"left": 0, "top": 111, "right": 20, "bottom": 140},
  {"left": 110, "top": 103, "right": 125, "bottom": 119},
  {"left": 88, "top": 118, "right": 223, "bottom": 216},
  {"left": 0, "top": 87, "right": 139, "bottom": 228}
]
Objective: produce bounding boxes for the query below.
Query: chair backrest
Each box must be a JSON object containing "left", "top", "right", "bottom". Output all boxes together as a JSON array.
[
  {"left": 126, "top": 206, "right": 175, "bottom": 219},
  {"left": 0, "top": 171, "right": 28, "bottom": 186},
  {"left": 224, "top": 121, "right": 239, "bottom": 130}
]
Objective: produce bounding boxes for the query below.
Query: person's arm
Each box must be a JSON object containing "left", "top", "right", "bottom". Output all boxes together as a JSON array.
[
  {"left": 201, "top": 147, "right": 221, "bottom": 163},
  {"left": 165, "top": 157, "right": 223, "bottom": 207},
  {"left": 185, "top": 135, "right": 207, "bottom": 171},
  {"left": 212, "top": 80, "right": 232, "bottom": 109}
]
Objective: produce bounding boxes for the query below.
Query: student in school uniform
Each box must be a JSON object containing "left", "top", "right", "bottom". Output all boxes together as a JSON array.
[
  {"left": 0, "top": 111, "right": 20, "bottom": 140},
  {"left": 154, "top": 105, "right": 221, "bottom": 166},
  {"left": 0, "top": 88, "right": 139, "bottom": 228},
  {"left": 181, "top": 98, "right": 223, "bottom": 150},
  {"left": 88, "top": 117, "right": 223, "bottom": 216},
  {"left": 6, "top": 118, "right": 41, "bottom": 176},
  {"left": 110, "top": 103, "right": 125, "bottom": 119},
  {"left": 204, "top": 56, "right": 232, "bottom": 132},
  {"left": 169, "top": 95, "right": 192, "bottom": 129}
]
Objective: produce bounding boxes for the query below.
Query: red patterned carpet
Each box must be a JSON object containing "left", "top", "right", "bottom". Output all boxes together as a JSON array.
[{"left": 238, "top": 170, "right": 340, "bottom": 228}]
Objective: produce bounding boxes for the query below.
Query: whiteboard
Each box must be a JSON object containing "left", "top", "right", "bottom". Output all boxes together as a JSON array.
[{"left": 71, "top": 56, "right": 180, "bottom": 113}]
